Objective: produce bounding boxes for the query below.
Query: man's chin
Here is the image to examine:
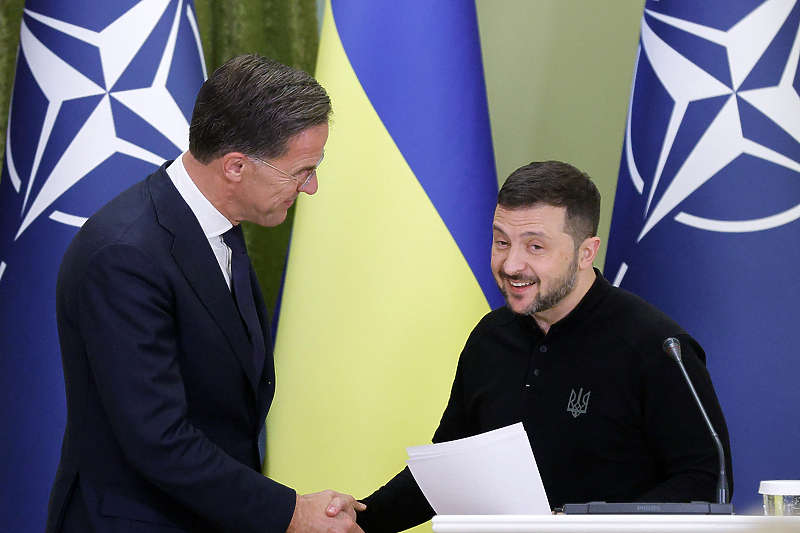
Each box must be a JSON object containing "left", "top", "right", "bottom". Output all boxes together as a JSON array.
[
  {"left": 261, "top": 210, "right": 289, "bottom": 227},
  {"left": 503, "top": 295, "right": 534, "bottom": 316},
  {"left": 497, "top": 283, "right": 537, "bottom": 315}
]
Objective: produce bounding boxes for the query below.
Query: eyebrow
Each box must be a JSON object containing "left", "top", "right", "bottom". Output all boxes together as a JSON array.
[
  {"left": 294, "top": 154, "right": 325, "bottom": 174},
  {"left": 492, "top": 224, "right": 551, "bottom": 240},
  {"left": 294, "top": 165, "right": 316, "bottom": 175}
]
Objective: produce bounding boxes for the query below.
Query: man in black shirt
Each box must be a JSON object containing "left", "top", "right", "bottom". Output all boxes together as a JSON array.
[{"left": 355, "top": 161, "right": 732, "bottom": 532}]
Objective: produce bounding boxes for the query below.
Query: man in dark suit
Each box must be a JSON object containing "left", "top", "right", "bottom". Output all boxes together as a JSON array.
[{"left": 47, "top": 54, "right": 363, "bottom": 533}]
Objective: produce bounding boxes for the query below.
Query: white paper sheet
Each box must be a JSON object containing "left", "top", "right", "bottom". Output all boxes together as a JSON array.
[{"left": 406, "top": 423, "right": 551, "bottom": 515}]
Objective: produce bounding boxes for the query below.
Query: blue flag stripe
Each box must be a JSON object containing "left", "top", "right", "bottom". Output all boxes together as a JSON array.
[{"left": 331, "top": 0, "right": 502, "bottom": 309}]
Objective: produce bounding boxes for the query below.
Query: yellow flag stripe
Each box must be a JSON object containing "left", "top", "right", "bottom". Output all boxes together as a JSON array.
[{"left": 268, "top": 6, "right": 491, "bottom": 530}]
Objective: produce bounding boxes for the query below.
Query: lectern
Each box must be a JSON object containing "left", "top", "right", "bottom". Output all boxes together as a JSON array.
[{"left": 432, "top": 514, "right": 800, "bottom": 533}]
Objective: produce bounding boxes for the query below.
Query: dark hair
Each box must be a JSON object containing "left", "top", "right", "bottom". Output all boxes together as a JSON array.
[
  {"left": 189, "top": 54, "right": 332, "bottom": 164},
  {"left": 497, "top": 161, "right": 601, "bottom": 246}
]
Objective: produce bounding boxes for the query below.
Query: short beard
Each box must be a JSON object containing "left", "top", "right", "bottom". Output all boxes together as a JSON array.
[{"left": 499, "top": 252, "right": 579, "bottom": 316}]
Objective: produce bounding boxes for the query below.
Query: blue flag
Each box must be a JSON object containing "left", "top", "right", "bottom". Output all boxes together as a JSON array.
[
  {"left": 328, "top": 0, "right": 502, "bottom": 307},
  {"left": 0, "top": 1, "right": 205, "bottom": 529},
  {"left": 605, "top": 0, "right": 800, "bottom": 511}
]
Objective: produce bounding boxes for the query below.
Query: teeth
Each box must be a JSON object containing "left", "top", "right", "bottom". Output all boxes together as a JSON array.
[{"left": 510, "top": 281, "right": 533, "bottom": 287}]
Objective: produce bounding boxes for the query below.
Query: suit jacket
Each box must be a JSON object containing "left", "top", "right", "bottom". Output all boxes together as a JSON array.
[{"left": 46, "top": 164, "right": 296, "bottom": 533}]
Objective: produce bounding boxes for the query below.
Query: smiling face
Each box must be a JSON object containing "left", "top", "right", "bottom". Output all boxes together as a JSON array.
[
  {"left": 491, "top": 203, "right": 598, "bottom": 328},
  {"left": 234, "top": 122, "right": 328, "bottom": 227}
]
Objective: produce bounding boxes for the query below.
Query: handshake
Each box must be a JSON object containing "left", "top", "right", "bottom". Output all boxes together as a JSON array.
[{"left": 287, "top": 489, "right": 367, "bottom": 533}]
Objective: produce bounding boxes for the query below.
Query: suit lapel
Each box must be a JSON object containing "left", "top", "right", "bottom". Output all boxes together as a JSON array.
[{"left": 147, "top": 166, "right": 262, "bottom": 394}]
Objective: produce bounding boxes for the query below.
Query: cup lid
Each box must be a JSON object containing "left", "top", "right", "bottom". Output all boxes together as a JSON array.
[{"left": 759, "top": 480, "right": 800, "bottom": 495}]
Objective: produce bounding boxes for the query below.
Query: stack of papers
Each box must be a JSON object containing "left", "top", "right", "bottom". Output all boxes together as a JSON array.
[{"left": 406, "top": 422, "right": 551, "bottom": 515}]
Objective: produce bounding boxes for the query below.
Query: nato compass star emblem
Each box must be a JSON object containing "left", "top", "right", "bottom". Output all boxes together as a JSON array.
[
  {"left": 614, "top": 0, "right": 800, "bottom": 283},
  {"left": 0, "top": 0, "right": 205, "bottom": 281}
]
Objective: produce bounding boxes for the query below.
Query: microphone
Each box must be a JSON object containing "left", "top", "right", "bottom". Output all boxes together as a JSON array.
[{"left": 662, "top": 337, "right": 729, "bottom": 505}]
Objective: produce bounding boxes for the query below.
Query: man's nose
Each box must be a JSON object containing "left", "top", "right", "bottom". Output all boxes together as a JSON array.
[
  {"left": 502, "top": 245, "right": 527, "bottom": 276},
  {"left": 300, "top": 174, "right": 318, "bottom": 195}
]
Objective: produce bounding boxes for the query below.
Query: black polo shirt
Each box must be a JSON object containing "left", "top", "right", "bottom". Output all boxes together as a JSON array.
[{"left": 358, "top": 270, "right": 732, "bottom": 532}]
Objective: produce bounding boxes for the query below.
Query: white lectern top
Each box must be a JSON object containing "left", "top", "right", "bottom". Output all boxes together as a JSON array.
[{"left": 432, "top": 514, "right": 800, "bottom": 533}]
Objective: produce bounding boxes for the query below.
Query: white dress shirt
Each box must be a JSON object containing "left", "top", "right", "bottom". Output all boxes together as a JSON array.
[{"left": 166, "top": 153, "right": 234, "bottom": 290}]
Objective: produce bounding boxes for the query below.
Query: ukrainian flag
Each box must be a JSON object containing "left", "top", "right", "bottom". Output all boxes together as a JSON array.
[{"left": 267, "top": 1, "right": 501, "bottom": 527}]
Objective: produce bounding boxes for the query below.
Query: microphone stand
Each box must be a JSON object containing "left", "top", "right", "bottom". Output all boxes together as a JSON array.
[
  {"left": 662, "top": 337, "right": 729, "bottom": 505},
  {"left": 561, "top": 340, "right": 735, "bottom": 515}
]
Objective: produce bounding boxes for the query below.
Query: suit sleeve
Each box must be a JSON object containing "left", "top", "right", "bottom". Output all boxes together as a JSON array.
[{"left": 77, "top": 241, "right": 296, "bottom": 533}]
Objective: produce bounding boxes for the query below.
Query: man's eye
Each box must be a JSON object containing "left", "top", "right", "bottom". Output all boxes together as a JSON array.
[{"left": 296, "top": 170, "right": 314, "bottom": 181}]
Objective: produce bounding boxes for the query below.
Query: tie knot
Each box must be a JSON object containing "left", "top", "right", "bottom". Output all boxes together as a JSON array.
[{"left": 222, "top": 225, "right": 247, "bottom": 254}]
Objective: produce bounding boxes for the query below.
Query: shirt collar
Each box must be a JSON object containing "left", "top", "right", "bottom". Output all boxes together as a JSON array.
[{"left": 166, "top": 152, "right": 232, "bottom": 238}]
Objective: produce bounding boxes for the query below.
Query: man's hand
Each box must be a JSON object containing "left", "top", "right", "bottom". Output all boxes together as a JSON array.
[
  {"left": 324, "top": 492, "right": 366, "bottom": 520},
  {"left": 287, "top": 490, "right": 367, "bottom": 533}
]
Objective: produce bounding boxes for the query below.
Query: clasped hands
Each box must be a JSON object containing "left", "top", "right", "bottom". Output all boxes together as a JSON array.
[{"left": 287, "top": 489, "right": 367, "bottom": 533}]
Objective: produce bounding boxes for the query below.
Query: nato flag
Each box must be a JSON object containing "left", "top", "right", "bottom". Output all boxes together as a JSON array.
[
  {"left": 605, "top": 0, "right": 800, "bottom": 512},
  {"left": 0, "top": 1, "right": 205, "bottom": 530}
]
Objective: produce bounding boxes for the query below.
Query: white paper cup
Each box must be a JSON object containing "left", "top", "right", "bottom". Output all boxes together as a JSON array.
[{"left": 759, "top": 480, "right": 800, "bottom": 516}]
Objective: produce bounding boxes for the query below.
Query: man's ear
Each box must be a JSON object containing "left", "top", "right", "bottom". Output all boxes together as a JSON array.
[
  {"left": 221, "top": 152, "right": 248, "bottom": 183},
  {"left": 578, "top": 236, "right": 601, "bottom": 270}
]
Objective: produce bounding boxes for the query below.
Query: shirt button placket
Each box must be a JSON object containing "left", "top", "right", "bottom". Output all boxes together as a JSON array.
[{"left": 527, "top": 344, "right": 547, "bottom": 387}]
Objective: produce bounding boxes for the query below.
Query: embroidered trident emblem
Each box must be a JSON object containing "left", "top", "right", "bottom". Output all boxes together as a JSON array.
[{"left": 567, "top": 388, "right": 590, "bottom": 418}]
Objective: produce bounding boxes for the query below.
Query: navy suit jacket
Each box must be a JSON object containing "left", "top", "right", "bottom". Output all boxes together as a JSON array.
[{"left": 46, "top": 164, "right": 296, "bottom": 532}]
